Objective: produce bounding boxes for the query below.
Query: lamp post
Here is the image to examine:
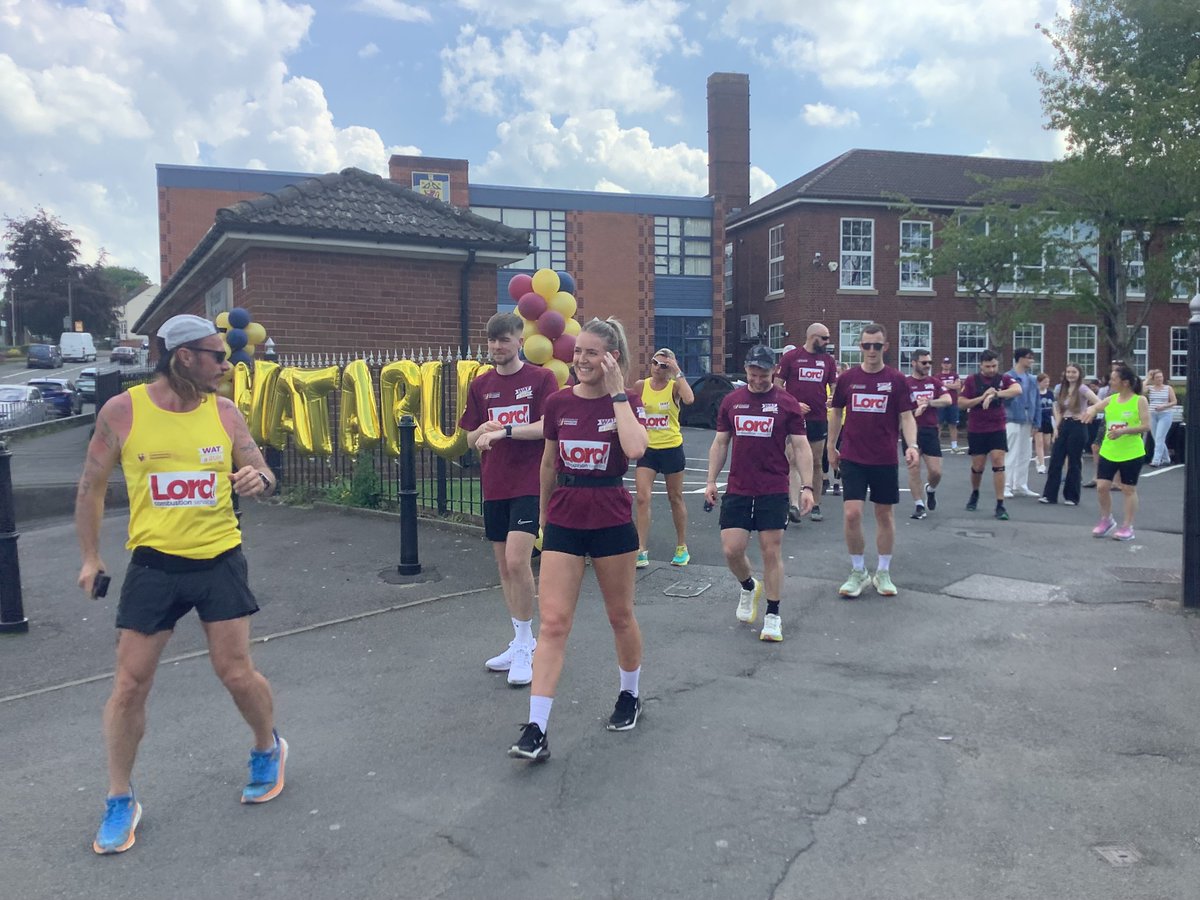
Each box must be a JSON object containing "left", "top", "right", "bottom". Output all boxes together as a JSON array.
[{"left": 1182, "top": 294, "right": 1200, "bottom": 608}]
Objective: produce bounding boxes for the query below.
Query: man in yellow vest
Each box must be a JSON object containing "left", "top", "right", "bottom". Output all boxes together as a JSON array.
[{"left": 75, "top": 314, "right": 284, "bottom": 855}]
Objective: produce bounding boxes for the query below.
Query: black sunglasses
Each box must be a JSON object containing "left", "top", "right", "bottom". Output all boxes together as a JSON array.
[
  {"left": 651, "top": 360, "right": 672, "bottom": 369},
  {"left": 189, "top": 347, "right": 228, "bottom": 364},
  {"left": 860, "top": 342, "right": 885, "bottom": 351}
]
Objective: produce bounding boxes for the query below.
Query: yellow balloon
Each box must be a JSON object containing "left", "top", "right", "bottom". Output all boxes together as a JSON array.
[
  {"left": 244, "top": 343, "right": 256, "bottom": 357},
  {"left": 216, "top": 380, "right": 234, "bottom": 399},
  {"left": 548, "top": 291, "right": 577, "bottom": 318},
  {"left": 563, "top": 317, "right": 581, "bottom": 337},
  {"left": 522, "top": 317, "right": 540, "bottom": 340},
  {"left": 339, "top": 359, "right": 382, "bottom": 454},
  {"left": 215, "top": 311, "right": 231, "bottom": 330},
  {"left": 524, "top": 334, "right": 553, "bottom": 365},
  {"left": 246, "top": 322, "right": 267, "bottom": 345},
  {"left": 531, "top": 268, "right": 560, "bottom": 300},
  {"left": 546, "top": 358, "right": 571, "bottom": 387}
]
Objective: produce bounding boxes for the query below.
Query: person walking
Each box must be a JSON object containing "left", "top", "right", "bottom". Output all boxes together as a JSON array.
[
  {"left": 632, "top": 347, "right": 695, "bottom": 567},
  {"left": 1003, "top": 348, "right": 1041, "bottom": 498},
  {"left": 937, "top": 357, "right": 964, "bottom": 453},
  {"left": 1143, "top": 369, "right": 1178, "bottom": 467},
  {"left": 1039, "top": 364, "right": 1099, "bottom": 506},
  {"left": 706, "top": 345, "right": 812, "bottom": 642},
  {"left": 959, "top": 350, "right": 1022, "bottom": 520},
  {"left": 75, "top": 315, "right": 285, "bottom": 855},
  {"left": 508, "top": 318, "right": 648, "bottom": 763},
  {"left": 1034, "top": 372, "right": 1055, "bottom": 474},
  {"left": 1083, "top": 364, "right": 1149, "bottom": 541},
  {"left": 776, "top": 323, "right": 837, "bottom": 522},
  {"left": 904, "top": 350, "right": 951, "bottom": 520},
  {"left": 463, "top": 313, "right": 560, "bottom": 686},
  {"left": 828, "top": 324, "right": 919, "bottom": 598}
]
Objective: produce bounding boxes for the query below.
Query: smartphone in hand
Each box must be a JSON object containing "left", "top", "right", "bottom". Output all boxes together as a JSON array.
[{"left": 91, "top": 572, "right": 111, "bottom": 599}]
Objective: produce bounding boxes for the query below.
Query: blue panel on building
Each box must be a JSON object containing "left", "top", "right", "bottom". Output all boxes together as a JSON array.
[
  {"left": 470, "top": 184, "right": 713, "bottom": 218},
  {"left": 157, "top": 164, "right": 317, "bottom": 193},
  {"left": 654, "top": 276, "right": 713, "bottom": 311}
]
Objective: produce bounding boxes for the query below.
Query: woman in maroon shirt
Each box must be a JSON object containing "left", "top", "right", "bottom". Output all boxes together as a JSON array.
[{"left": 508, "top": 318, "right": 649, "bottom": 763}]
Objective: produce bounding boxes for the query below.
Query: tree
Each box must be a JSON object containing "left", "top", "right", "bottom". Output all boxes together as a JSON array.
[{"left": 101, "top": 266, "right": 151, "bottom": 302}]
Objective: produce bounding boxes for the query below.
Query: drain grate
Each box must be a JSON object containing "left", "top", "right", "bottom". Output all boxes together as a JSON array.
[
  {"left": 1093, "top": 845, "right": 1141, "bottom": 867},
  {"left": 955, "top": 529, "right": 995, "bottom": 539},
  {"left": 662, "top": 580, "right": 712, "bottom": 598},
  {"left": 1108, "top": 567, "right": 1181, "bottom": 585}
]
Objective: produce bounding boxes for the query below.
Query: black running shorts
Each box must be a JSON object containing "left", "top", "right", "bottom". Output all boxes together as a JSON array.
[
  {"left": 967, "top": 430, "right": 1008, "bottom": 456},
  {"left": 718, "top": 492, "right": 789, "bottom": 532},
  {"left": 839, "top": 459, "right": 900, "bottom": 505},
  {"left": 483, "top": 495, "right": 540, "bottom": 543},
  {"left": 1097, "top": 456, "right": 1143, "bottom": 486},
  {"left": 541, "top": 521, "right": 639, "bottom": 558},
  {"left": 117, "top": 546, "right": 258, "bottom": 635},
  {"left": 636, "top": 444, "right": 686, "bottom": 475},
  {"left": 901, "top": 426, "right": 942, "bottom": 458}
]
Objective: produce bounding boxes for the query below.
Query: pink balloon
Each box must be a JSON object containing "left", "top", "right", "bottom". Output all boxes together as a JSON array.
[
  {"left": 508, "top": 274, "right": 533, "bottom": 303},
  {"left": 517, "top": 291, "right": 547, "bottom": 321},
  {"left": 552, "top": 333, "right": 576, "bottom": 363},
  {"left": 537, "top": 309, "right": 565, "bottom": 340}
]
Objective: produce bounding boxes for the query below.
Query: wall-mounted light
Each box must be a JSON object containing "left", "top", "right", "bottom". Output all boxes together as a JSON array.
[
  {"left": 811, "top": 252, "right": 822, "bottom": 268},
  {"left": 827, "top": 260, "right": 839, "bottom": 272}
]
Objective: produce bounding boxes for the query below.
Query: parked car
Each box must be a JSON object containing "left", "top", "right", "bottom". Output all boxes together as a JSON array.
[
  {"left": 110, "top": 346, "right": 139, "bottom": 364},
  {"left": 59, "top": 331, "right": 97, "bottom": 362},
  {"left": 678, "top": 373, "right": 742, "bottom": 429},
  {"left": 76, "top": 367, "right": 98, "bottom": 401},
  {"left": 26, "top": 378, "right": 83, "bottom": 417},
  {"left": 26, "top": 343, "right": 63, "bottom": 369},
  {"left": 0, "top": 385, "right": 48, "bottom": 427}
]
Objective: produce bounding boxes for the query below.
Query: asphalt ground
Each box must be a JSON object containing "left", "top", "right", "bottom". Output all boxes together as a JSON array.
[{"left": 2, "top": 422, "right": 1198, "bottom": 899}]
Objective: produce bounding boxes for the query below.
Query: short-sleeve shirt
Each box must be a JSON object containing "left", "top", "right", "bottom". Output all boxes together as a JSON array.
[
  {"left": 960, "top": 372, "right": 1016, "bottom": 433},
  {"left": 937, "top": 370, "right": 962, "bottom": 404},
  {"left": 543, "top": 389, "right": 646, "bottom": 529},
  {"left": 906, "top": 375, "right": 946, "bottom": 429},
  {"left": 716, "top": 386, "right": 807, "bottom": 496},
  {"left": 831, "top": 365, "right": 915, "bottom": 466},
  {"left": 459, "top": 363, "right": 560, "bottom": 500},
  {"left": 777, "top": 347, "right": 838, "bottom": 421}
]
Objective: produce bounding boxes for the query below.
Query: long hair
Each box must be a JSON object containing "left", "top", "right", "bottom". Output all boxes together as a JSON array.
[
  {"left": 583, "top": 317, "right": 632, "bottom": 376},
  {"left": 153, "top": 337, "right": 206, "bottom": 405},
  {"left": 1055, "top": 364, "right": 1082, "bottom": 415}
]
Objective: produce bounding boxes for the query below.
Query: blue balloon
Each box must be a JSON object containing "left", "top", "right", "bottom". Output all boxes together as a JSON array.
[
  {"left": 230, "top": 349, "right": 254, "bottom": 367},
  {"left": 228, "top": 307, "right": 251, "bottom": 329},
  {"left": 556, "top": 271, "right": 576, "bottom": 295},
  {"left": 226, "top": 328, "right": 248, "bottom": 350}
]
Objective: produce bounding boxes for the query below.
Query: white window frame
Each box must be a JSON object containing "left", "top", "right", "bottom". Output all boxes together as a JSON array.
[
  {"left": 899, "top": 220, "right": 932, "bottom": 291},
  {"left": 768, "top": 225, "right": 784, "bottom": 295},
  {"left": 898, "top": 320, "right": 932, "bottom": 370},
  {"left": 473, "top": 207, "right": 566, "bottom": 270},
  {"left": 1129, "top": 325, "right": 1148, "bottom": 377},
  {"left": 838, "top": 319, "right": 875, "bottom": 368},
  {"left": 1170, "top": 326, "right": 1188, "bottom": 380},
  {"left": 840, "top": 218, "right": 874, "bottom": 289},
  {"left": 1012, "top": 323, "right": 1044, "bottom": 369},
  {"left": 1122, "top": 230, "right": 1146, "bottom": 298},
  {"left": 956, "top": 322, "right": 989, "bottom": 373},
  {"left": 1067, "top": 324, "right": 1098, "bottom": 379},
  {"left": 767, "top": 322, "right": 787, "bottom": 352},
  {"left": 723, "top": 242, "right": 733, "bottom": 307}
]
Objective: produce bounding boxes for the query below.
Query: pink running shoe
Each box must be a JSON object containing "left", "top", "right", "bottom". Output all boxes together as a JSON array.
[
  {"left": 1091, "top": 515, "right": 1116, "bottom": 538},
  {"left": 1112, "top": 527, "right": 1135, "bottom": 542}
]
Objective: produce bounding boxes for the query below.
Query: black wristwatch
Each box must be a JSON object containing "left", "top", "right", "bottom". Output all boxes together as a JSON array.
[
  {"left": 504, "top": 424, "right": 513, "bottom": 437},
  {"left": 258, "top": 472, "right": 272, "bottom": 492},
  {"left": 611, "top": 392, "right": 628, "bottom": 403}
]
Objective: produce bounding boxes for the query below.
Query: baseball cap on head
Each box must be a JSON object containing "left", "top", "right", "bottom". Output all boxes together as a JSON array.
[
  {"left": 942, "top": 357, "right": 951, "bottom": 363},
  {"left": 744, "top": 345, "right": 777, "bottom": 369},
  {"left": 158, "top": 314, "right": 218, "bottom": 351}
]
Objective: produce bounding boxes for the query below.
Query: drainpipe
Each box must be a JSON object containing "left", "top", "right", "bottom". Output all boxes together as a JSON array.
[{"left": 459, "top": 248, "right": 476, "bottom": 356}]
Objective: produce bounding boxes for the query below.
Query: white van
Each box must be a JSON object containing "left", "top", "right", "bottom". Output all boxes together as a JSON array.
[{"left": 59, "top": 332, "right": 97, "bottom": 362}]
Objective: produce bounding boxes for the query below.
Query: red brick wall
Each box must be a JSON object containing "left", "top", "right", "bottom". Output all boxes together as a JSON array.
[
  {"left": 159, "top": 186, "right": 265, "bottom": 285},
  {"left": 388, "top": 155, "right": 470, "bottom": 208},
  {"left": 707, "top": 73, "right": 750, "bottom": 213}
]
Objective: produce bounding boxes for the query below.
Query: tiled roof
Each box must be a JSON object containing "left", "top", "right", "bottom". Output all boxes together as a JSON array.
[{"left": 728, "top": 149, "right": 1052, "bottom": 226}]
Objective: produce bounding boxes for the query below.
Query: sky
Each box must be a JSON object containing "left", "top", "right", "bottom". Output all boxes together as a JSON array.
[{"left": 0, "top": 0, "right": 1072, "bottom": 284}]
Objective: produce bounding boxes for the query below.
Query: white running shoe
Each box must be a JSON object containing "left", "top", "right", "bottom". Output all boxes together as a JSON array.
[
  {"left": 1003, "top": 489, "right": 1014, "bottom": 499},
  {"left": 507, "top": 642, "right": 534, "bottom": 686},
  {"left": 759, "top": 613, "right": 783, "bottom": 642},
  {"left": 486, "top": 638, "right": 536, "bottom": 672},
  {"left": 735, "top": 578, "right": 762, "bottom": 623},
  {"left": 1017, "top": 487, "right": 1040, "bottom": 498}
]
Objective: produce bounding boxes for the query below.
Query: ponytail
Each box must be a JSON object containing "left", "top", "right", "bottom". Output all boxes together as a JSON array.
[{"left": 583, "top": 316, "right": 632, "bottom": 376}]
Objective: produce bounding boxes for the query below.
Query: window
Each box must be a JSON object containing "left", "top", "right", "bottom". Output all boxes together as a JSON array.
[
  {"left": 838, "top": 319, "right": 875, "bottom": 368},
  {"left": 1129, "top": 325, "right": 1148, "bottom": 377},
  {"left": 899, "top": 220, "right": 932, "bottom": 290},
  {"left": 723, "top": 242, "right": 733, "bottom": 307},
  {"left": 1012, "top": 323, "right": 1044, "bottom": 369},
  {"left": 653, "top": 316, "right": 712, "bottom": 376},
  {"left": 898, "top": 321, "right": 932, "bottom": 370},
  {"left": 472, "top": 207, "right": 566, "bottom": 270},
  {"left": 956, "top": 322, "right": 989, "bottom": 373},
  {"left": 1067, "top": 324, "right": 1098, "bottom": 378},
  {"left": 1170, "top": 327, "right": 1188, "bottom": 380},
  {"left": 655, "top": 216, "right": 712, "bottom": 276},
  {"left": 768, "top": 225, "right": 784, "bottom": 294},
  {"left": 766, "top": 323, "right": 788, "bottom": 352},
  {"left": 1122, "top": 230, "right": 1145, "bottom": 297},
  {"left": 840, "top": 218, "right": 874, "bottom": 289}
]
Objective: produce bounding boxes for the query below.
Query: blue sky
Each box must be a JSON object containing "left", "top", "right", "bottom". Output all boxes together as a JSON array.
[{"left": 0, "top": 0, "right": 1069, "bottom": 281}]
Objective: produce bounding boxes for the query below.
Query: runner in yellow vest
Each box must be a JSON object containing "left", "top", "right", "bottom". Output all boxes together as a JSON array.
[
  {"left": 632, "top": 348, "right": 694, "bottom": 567},
  {"left": 1082, "top": 363, "right": 1150, "bottom": 541}
]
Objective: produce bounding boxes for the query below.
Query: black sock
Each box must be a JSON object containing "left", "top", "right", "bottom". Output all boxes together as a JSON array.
[
  {"left": 766, "top": 600, "right": 780, "bottom": 615},
  {"left": 740, "top": 577, "right": 755, "bottom": 591}
]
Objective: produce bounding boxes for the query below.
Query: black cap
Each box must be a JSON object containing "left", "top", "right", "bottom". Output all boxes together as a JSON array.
[{"left": 744, "top": 345, "right": 777, "bottom": 369}]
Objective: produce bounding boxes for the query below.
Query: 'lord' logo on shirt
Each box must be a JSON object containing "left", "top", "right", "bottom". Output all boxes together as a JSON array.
[
  {"left": 643, "top": 414, "right": 670, "bottom": 429},
  {"left": 850, "top": 393, "right": 889, "bottom": 413},
  {"left": 560, "top": 440, "right": 611, "bottom": 470},
  {"left": 796, "top": 367, "right": 825, "bottom": 382},
  {"left": 489, "top": 404, "right": 530, "bottom": 426},
  {"left": 733, "top": 415, "right": 775, "bottom": 437},
  {"left": 149, "top": 471, "right": 218, "bottom": 507}
]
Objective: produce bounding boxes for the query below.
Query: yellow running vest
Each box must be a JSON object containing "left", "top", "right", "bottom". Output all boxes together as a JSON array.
[
  {"left": 640, "top": 379, "right": 683, "bottom": 450},
  {"left": 122, "top": 384, "right": 241, "bottom": 558},
  {"left": 1099, "top": 393, "right": 1144, "bottom": 463}
]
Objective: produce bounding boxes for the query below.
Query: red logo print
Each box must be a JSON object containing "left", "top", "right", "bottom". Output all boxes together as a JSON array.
[
  {"left": 850, "top": 393, "right": 888, "bottom": 413},
  {"left": 733, "top": 415, "right": 775, "bottom": 437},
  {"left": 489, "top": 404, "right": 531, "bottom": 426},
  {"left": 560, "top": 440, "right": 612, "bottom": 470},
  {"left": 148, "top": 471, "right": 219, "bottom": 507}
]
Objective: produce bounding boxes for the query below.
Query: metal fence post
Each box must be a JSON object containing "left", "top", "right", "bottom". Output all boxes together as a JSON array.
[
  {"left": 0, "top": 439, "right": 29, "bottom": 634},
  {"left": 1182, "top": 295, "right": 1200, "bottom": 608},
  {"left": 262, "top": 342, "right": 283, "bottom": 487},
  {"left": 397, "top": 415, "right": 421, "bottom": 576}
]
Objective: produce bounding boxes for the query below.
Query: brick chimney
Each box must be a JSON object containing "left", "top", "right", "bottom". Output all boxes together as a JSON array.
[
  {"left": 707, "top": 73, "right": 750, "bottom": 214},
  {"left": 388, "top": 154, "right": 471, "bottom": 208}
]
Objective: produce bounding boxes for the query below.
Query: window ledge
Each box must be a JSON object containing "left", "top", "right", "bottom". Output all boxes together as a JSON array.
[
  {"left": 898, "top": 289, "right": 937, "bottom": 297},
  {"left": 765, "top": 291, "right": 784, "bottom": 301},
  {"left": 836, "top": 288, "right": 879, "bottom": 296}
]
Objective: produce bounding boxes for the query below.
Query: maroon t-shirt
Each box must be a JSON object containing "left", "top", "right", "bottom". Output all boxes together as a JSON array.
[
  {"left": 960, "top": 372, "right": 1015, "bottom": 433},
  {"left": 937, "top": 370, "right": 962, "bottom": 404},
  {"left": 831, "top": 365, "right": 915, "bottom": 466},
  {"left": 777, "top": 346, "right": 837, "bottom": 421},
  {"left": 459, "top": 363, "right": 559, "bottom": 500},
  {"left": 906, "top": 374, "right": 946, "bottom": 429},
  {"left": 716, "top": 386, "right": 807, "bottom": 496},
  {"left": 543, "top": 389, "right": 646, "bottom": 528}
]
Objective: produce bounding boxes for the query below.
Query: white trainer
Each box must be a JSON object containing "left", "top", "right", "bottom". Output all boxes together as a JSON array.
[
  {"left": 507, "top": 642, "right": 534, "bottom": 686},
  {"left": 759, "top": 613, "right": 783, "bottom": 642},
  {"left": 735, "top": 578, "right": 762, "bottom": 623},
  {"left": 485, "top": 641, "right": 515, "bottom": 671}
]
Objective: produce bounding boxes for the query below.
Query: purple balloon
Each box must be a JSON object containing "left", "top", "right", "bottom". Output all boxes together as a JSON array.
[
  {"left": 508, "top": 273, "right": 533, "bottom": 302},
  {"left": 552, "top": 333, "right": 576, "bottom": 363},
  {"left": 537, "top": 310, "right": 565, "bottom": 340},
  {"left": 517, "top": 291, "right": 548, "bottom": 321}
]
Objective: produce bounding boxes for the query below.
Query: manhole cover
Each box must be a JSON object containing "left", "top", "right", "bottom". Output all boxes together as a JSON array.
[
  {"left": 662, "top": 580, "right": 712, "bottom": 598},
  {"left": 944, "top": 574, "right": 1066, "bottom": 604},
  {"left": 1108, "top": 567, "right": 1181, "bottom": 585},
  {"left": 955, "top": 529, "right": 995, "bottom": 539},
  {"left": 1094, "top": 845, "right": 1141, "bottom": 867}
]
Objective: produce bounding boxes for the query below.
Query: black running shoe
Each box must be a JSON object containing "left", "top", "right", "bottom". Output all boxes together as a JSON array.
[
  {"left": 508, "top": 723, "right": 550, "bottom": 761},
  {"left": 924, "top": 483, "right": 937, "bottom": 511},
  {"left": 607, "top": 690, "right": 642, "bottom": 732},
  {"left": 788, "top": 504, "right": 803, "bottom": 523},
  {"left": 965, "top": 490, "right": 979, "bottom": 512},
  {"left": 995, "top": 503, "right": 1009, "bottom": 521},
  {"left": 910, "top": 504, "right": 927, "bottom": 520}
]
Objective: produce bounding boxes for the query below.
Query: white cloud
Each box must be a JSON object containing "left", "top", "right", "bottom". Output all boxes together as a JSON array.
[
  {"left": 351, "top": 0, "right": 432, "bottom": 23},
  {"left": 358, "top": 42, "right": 380, "bottom": 58},
  {"left": 802, "top": 103, "right": 859, "bottom": 129}
]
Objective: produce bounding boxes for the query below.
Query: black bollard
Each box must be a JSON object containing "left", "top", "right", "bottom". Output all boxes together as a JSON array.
[
  {"left": 1182, "top": 295, "right": 1200, "bottom": 608},
  {"left": 0, "top": 440, "right": 29, "bottom": 634},
  {"left": 262, "top": 342, "right": 283, "bottom": 486},
  {"left": 397, "top": 414, "right": 422, "bottom": 576}
]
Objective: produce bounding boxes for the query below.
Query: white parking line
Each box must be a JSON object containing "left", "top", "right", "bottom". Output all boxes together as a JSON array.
[{"left": 1140, "top": 464, "right": 1182, "bottom": 478}]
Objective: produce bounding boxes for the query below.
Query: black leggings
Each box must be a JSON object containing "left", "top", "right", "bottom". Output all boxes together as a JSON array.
[{"left": 1042, "top": 419, "right": 1086, "bottom": 504}]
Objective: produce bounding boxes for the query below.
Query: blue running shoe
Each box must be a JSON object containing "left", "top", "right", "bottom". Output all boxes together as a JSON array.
[
  {"left": 241, "top": 730, "right": 288, "bottom": 804},
  {"left": 93, "top": 790, "right": 142, "bottom": 855}
]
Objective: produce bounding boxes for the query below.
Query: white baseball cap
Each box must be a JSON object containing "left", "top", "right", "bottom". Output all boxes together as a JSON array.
[{"left": 158, "top": 314, "right": 218, "bottom": 351}]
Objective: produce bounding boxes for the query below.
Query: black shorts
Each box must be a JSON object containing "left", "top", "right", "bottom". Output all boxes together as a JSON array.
[
  {"left": 117, "top": 546, "right": 258, "bottom": 635},
  {"left": 804, "top": 418, "right": 828, "bottom": 442},
  {"left": 1039, "top": 417, "right": 1055, "bottom": 435},
  {"left": 938, "top": 405, "right": 960, "bottom": 426},
  {"left": 483, "top": 495, "right": 540, "bottom": 543},
  {"left": 968, "top": 430, "right": 1008, "bottom": 456},
  {"left": 636, "top": 444, "right": 686, "bottom": 475},
  {"left": 719, "top": 492, "right": 789, "bottom": 532},
  {"left": 902, "top": 426, "right": 942, "bottom": 458},
  {"left": 839, "top": 459, "right": 900, "bottom": 505},
  {"left": 542, "top": 521, "right": 639, "bottom": 558},
  {"left": 1097, "top": 456, "right": 1143, "bottom": 486}
]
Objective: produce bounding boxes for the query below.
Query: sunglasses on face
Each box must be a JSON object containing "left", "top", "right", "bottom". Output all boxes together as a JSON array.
[
  {"left": 190, "top": 348, "right": 228, "bottom": 364},
  {"left": 860, "top": 342, "right": 885, "bottom": 351},
  {"left": 651, "top": 360, "right": 672, "bottom": 369}
]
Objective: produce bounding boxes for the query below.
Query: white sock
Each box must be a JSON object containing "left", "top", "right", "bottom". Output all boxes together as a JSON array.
[
  {"left": 851, "top": 554, "right": 865, "bottom": 571},
  {"left": 619, "top": 666, "right": 641, "bottom": 698},
  {"left": 877, "top": 555, "right": 892, "bottom": 572},
  {"left": 529, "top": 695, "right": 553, "bottom": 731},
  {"left": 513, "top": 618, "right": 534, "bottom": 645}
]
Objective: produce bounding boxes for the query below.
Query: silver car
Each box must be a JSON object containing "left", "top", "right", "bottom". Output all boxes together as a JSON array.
[{"left": 0, "top": 385, "right": 48, "bottom": 428}]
